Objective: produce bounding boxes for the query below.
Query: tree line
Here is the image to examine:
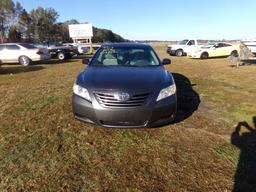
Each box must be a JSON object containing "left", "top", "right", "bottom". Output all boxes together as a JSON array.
[{"left": 0, "top": 0, "right": 126, "bottom": 43}]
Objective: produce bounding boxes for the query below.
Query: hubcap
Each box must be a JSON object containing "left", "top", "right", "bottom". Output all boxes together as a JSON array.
[
  {"left": 59, "top": 54, "right": 64, "bottom": 59},
  {"left": 21, "top": 57, "right": 28, "bottom": 65}
]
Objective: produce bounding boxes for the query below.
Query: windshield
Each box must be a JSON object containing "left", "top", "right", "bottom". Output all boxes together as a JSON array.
[
  {"left": 90, "top": 46, "right": 161, "bottom": 67},
  {"left": 178, "top": 40, "right": 189, "bottom": 45}
]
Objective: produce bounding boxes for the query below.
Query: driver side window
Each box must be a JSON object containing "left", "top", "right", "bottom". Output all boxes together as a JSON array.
[
  {"left": 187, "top": 40, "right": 195, "bottom": 46},
  {"left": 215, "top": 43, "right": 225, "bottom": 48},
  {"left": 6, "top": 45, "right": 20, "bottom": 50},
  {"left": 214, "top": 44, "right": 220, "bottom": 48}
]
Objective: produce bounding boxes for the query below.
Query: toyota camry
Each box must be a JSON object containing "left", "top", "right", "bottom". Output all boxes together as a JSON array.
[{"left": 72, "top": 42, "right": 177, "bottom": 128}]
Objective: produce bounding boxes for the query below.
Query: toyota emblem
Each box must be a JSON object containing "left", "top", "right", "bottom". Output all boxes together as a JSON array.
[{"left": 114, "top": 92, "right": 130, "bottom": 102}]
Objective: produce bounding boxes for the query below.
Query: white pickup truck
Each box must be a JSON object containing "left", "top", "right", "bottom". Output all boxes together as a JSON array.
[{"left": 166, "top": 39, "right": 201, "bottom": 56}]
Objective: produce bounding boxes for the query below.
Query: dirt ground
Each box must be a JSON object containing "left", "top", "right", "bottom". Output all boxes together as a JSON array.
[{"left": 0, "top": 45, "right": 256, "bottom": 191}]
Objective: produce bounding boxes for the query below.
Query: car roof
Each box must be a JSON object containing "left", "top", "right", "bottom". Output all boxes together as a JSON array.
[
  {"left": 205, "top": 42, "right": 232, "bottom": 45},
  {"left": 0, "top": 43, "right": 19, "bottom": 45},
  {"left": 0, "top": 43, "right": 31, "bottom": 45},
  {"left": 102, "top": 42, "right": 151, "bottom": 48},
  {"left": 215, "top": 42, "right": 233, "bottom": 45}
]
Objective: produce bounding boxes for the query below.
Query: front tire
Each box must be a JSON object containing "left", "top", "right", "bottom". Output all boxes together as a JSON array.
[
  {"left": 19, "top": 56, "right": 31, "bottom": 66},
  {"left": 57, "top": 52, "right": 66, "bottom": 60},
  {"left": 200, "top": 52, "right": 208, "bottom": 59},
  {"left": 175, "top": 49, "right": 183, "bottom": 57}
]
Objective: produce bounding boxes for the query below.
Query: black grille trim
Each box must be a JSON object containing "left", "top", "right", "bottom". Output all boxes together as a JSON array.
[{"left": 94, "top": 92, "right": 149, "bottom": 108}]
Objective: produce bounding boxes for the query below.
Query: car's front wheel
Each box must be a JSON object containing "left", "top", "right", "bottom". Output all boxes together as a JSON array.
[
  {"left": 175, "top": 49, "right": 183, "bottom": 57},
  {"left": 19, "top": 56, "right": 31, "bottom": 66},
  {"left": 57, "top": 52, "right": 66, "bottom": 60},
  {"left": 200, "top": 52, "right": 208, "bottom": 59}
]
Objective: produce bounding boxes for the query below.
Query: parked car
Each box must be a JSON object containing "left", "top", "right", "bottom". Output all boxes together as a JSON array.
[
  {"left": 34, "top": 41, "right": 78, "bottom": 60},
  {"left": 167, "top": 39, "right": 201, "bottom": 56},
  {"left": 63, "top": 43, "right": 88, "bottom": 55},
  {"left": 72, "top": 42, "right": 177, "bottom": 128},
  {"left": 242, "top": 40, "right": 256, "bottom": 55},
  {"left": 0, "top": 43, "right": 50, "bottom": 66},
  {"left": 187, "top": 42, "right": 239, "bottom": 59}
]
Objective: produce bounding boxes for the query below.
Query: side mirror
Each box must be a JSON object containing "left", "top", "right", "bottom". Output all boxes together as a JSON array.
[
  {"left": 82, "top": 58, "right": 90, "bottom": 65},
  {"left": 162, "top": 58, "right": 171, "bottom": 65}
]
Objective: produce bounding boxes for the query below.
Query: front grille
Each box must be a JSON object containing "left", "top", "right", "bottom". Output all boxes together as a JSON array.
[{"left": 94, "top": 92, "right": 149, "bottom": 108}]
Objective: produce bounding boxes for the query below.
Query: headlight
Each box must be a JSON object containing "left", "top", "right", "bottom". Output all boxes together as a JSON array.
[
  {"left": 157, "top": 84, "right": 176, "bottom": 101},
  {"left": 73, "top": 83, "right": 91, "bottom": 101}
]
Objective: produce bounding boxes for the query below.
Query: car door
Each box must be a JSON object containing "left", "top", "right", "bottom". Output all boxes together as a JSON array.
[
  {"left": 185, "top": 40, "right": 196, "bottom": 54},
  {"left": 4, "top": 44, "right": 21, "bottom": 62},
  {"left": 209, "top": 43, "right": 225, "bottom": 57},
  {"left": 222, "top": 43, "right": 233, "bottom": 56}
]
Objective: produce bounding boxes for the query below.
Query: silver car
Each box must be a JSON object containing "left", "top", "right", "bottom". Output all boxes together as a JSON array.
[{"left": 0, "top": 43, "right": 51, "bottom": 66}]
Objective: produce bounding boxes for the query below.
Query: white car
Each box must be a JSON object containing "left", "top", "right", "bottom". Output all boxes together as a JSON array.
[
  {"left": 0, "top": 43, "right": 51, "bottom": 66},
  {"left": 187, "top": 42, "right": 239, "bottom": 59},
  {"left": 242, "top": 40, "right": 256, "bottom": 55}
]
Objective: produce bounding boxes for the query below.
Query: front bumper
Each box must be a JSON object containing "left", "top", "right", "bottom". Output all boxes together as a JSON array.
[
  {"left": 72, "top": 94, "right": 177, "bottom": 128},
  {"left": 41, "top": 52, "right": 51, "bottom": 59},
  {"left": 167, "top": 49, "right": 177, "bottom": 55},
  {"left": 33, "top": 54, "right": 51, "bottom": 61}
]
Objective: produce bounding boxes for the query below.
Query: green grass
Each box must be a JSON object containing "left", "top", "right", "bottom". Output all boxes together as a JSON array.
[
  {"left": 23, "top": 96, "right": 57, "bottom": 111},
  {"left": 213, "top": 144, "right": 239, "bottom": 167}
]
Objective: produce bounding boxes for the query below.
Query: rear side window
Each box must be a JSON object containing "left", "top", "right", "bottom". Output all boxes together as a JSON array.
[
  {"left": 0, "top": 45, "right": 5, "bottom": 50},
  {"left": 215, "top": 43, "right": 223, "bottom": 48},
  {"left": 223, "top": 43, "right": 232, "bottom": 47},
  {"left": 218, "top": 43, "right": 224, "bottom": 47},
  {"left": 19, "top": 43, "right": 36, "bottom": 49},
  {"left": 6, "top": 45, "right": 20, "bottom": 50}
]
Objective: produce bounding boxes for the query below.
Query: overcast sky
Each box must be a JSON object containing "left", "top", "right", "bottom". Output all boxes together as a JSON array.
[{"left": 17, "top": 0, "right": 256, "bottom": 41}]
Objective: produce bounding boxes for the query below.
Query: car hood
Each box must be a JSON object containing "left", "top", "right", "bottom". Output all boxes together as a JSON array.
[{"left": 77, "top": 66, "right": 173, "bottom": 90}]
